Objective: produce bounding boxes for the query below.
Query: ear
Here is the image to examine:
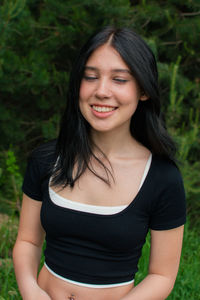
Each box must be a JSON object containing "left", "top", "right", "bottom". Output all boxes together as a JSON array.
[{"left": 140, "top": 92, "right": 149, "bottom": 101}]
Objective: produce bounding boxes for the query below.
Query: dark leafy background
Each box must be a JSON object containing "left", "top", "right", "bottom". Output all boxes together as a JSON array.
[
  {"left": 0, "top": 1, "right": 200, "bottom": 299},
  {"left": 0, "top": 0, "right": 199, "bottom": 222}
]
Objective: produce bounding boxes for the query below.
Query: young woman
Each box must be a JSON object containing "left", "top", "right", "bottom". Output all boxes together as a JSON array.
[{"left": 13, "top": 27, "right": 186, "bottom": 300}]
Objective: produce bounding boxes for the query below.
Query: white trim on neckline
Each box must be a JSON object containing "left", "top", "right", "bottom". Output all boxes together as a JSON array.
[{"left": 49, "top": 153, "right": 152, "bottom": 215}]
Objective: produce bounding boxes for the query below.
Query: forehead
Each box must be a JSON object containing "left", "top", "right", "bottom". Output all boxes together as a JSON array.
[{"left": 85, "top": 44, "right": 130, "bottom": 71}]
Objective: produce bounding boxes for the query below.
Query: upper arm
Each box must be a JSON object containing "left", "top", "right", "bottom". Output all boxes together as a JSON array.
[
  {"left": 149, "top": 226, "right": 184, "bottom": 282},
  {"left": 148, "top": 161, "right": 186, "bottom": 281},
  {"left": 16, "top": 193, "right": 45, "bottom": 247}
]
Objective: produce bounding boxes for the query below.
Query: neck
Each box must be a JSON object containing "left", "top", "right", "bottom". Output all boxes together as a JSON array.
[{"left": 90, "top": 126, "right": 139, "bottom": 159}]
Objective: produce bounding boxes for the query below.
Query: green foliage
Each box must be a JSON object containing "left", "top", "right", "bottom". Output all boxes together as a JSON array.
[
  {"left": 165, "top": 55, "right": 200, "bottom": 225},
  {"left": 0, "top": 215, "right": 19, "bottom": 299},
  {"left": 0, "top": 149, "right": 22, "bottom": 214},
  {"left": 0, "top": 216, "right": 18, "bottom": 259},
  {"left": 0, "top": 217, "right": 199, "bottom": 299},
  {"left": 0, "top": 0, "right": 200, "bottom": 296},
  {"left": 0, "top": 257, "right": 20, "bottom": 299},
  {"left": 0, "top": 0, "right": 131, "bottom": 153},
  {"left": 135, "top": 220, "right": 200, "bottom": 299},
  {"left": 0, "top": 0, "right": 199, "bottom": 162}
]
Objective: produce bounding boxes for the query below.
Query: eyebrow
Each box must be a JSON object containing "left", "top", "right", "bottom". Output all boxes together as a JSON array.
[{"left": 84, "top": 66, "right": 131, "bottom": 74}]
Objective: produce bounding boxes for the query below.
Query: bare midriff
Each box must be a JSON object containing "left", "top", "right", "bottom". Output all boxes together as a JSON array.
[{"left": 38, "top": 265, "right": 134, "bottom": 300}]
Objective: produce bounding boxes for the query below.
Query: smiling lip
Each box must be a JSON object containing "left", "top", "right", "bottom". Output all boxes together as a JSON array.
[
  {"left": 91, "top": 104, "right": 118, "bottom": 118},
  {"left": 91, "top": 103, "right": 117, "bottom": 108}
]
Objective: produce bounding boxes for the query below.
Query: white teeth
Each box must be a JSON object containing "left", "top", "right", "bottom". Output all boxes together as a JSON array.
[{"left": 92, "top": 105, "right": 116, "bottom": 112}]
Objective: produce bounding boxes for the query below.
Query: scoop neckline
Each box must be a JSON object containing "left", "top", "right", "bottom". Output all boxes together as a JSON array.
[{"left": 47, "top": 154, "right": 153, "bottom": 218}]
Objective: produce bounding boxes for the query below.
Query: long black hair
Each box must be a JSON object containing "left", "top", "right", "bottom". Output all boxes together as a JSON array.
[{"left": 51, "top": 26, "right": 177, "bottom": 188}]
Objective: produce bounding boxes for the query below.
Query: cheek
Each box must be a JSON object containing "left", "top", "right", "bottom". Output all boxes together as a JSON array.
[
  {"left": 118, "top": 88, "right": 140, "bottom": 106},
  {"left": 117, "top": 82, "right": 140, "bottom": 100},
  {"left": 79, "top": 98, "right": 86, "bottom": 118},
  {"left": 79, "top": 81, "right": 93, "bottom": 103},
  {"left": 79, "top": 84, "right": 89, "bottom": 118},
  {"left": 79, "top": 82, "right": 85, "bottom": 102}
]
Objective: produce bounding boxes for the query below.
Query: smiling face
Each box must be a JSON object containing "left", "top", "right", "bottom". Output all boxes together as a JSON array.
[{"left": 79, "top": 44, "right": 148, "bottom": 134}]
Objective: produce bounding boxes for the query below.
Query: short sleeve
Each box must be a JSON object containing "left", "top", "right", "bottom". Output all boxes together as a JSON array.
[
  {"left": 149, "top": 164, "right": 186, "bottom": 230},
  {"left": 22, "top": 154, "right": 43, "bottom": 201}
]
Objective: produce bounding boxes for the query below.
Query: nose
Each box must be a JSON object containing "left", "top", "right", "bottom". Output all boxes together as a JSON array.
[{"left": 95, "top": 78, "right": 112, "bottom": 99}]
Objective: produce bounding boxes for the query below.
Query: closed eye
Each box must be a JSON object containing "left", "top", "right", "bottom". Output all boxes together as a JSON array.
[
  {"left": 114, "top": 78, "right": 129, "bottom": 83},
  {"left": 83, "top": 75, "right": 97, "bottom": 81}
]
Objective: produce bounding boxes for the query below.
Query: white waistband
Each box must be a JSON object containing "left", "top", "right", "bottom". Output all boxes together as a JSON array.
[{"left": 44, "top": 262, "right": 134, "bottom": 288}]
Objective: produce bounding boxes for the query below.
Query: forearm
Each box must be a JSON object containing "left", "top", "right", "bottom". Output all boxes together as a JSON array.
[
  {"left": 12, "top": 239, "right": 43, "bottom": 298},
  {"left": 121, "top": 274, "right": 174, "bottom": 300}
]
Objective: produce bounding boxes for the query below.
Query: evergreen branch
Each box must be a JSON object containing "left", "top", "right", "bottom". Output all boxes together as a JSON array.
[
  {"left": 38, "top": 35, "right": 58, "bottom": 44},
  {"left": 141, "top": 18, "right": 151, "bottom": 28},
  {"left": 161, "top": 40, "right": 183, "bottom": 46},
  {"left": 170, "top": 56, "right": 181, "bottom": 109},
  {"left": 181, "top": 11, "right": 200, "bottom": 17},
  {"left": 32, "top": 24, "right": 59, "bottom": 30}
]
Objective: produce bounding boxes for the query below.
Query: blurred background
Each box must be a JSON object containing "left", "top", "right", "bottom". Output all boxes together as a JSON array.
[{"left": 0, "top": 0, "right": 200, "bottom": 298}]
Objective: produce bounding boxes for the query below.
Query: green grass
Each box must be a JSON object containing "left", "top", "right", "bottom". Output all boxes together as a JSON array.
[
  {"left": 135, "top": 221, "right": 200, "bottom": 299},
  {"left": 0, "top": 215, "right": 20, "bottom": 299},
  {"left": 0, "top": 216, "right": 199, "bottom": 299}
]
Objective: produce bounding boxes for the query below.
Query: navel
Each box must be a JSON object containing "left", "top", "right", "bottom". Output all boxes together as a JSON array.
[{"left": 68, "top": 294, "right": 76, "bottom": 300}]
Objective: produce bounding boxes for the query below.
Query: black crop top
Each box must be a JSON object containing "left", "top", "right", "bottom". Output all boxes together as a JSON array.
[{"left": 22, "top": 142, "right": 186, "bottom": 285}]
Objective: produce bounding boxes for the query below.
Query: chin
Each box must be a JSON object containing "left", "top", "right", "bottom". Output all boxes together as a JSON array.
[
  {"left": 89, "top": 122, "right": 114, "bottom": 132},
  {"left": 92, "top": 126, "right": 113, "bottom": 133}
]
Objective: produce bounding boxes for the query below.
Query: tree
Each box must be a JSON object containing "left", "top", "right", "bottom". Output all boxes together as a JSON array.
[{"left": 0, "top": 0, "right": 199, "bottom": 222}]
